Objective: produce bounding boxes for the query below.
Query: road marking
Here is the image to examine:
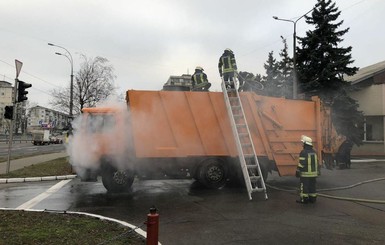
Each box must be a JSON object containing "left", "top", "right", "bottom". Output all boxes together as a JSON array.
[{"left": 16, "top": 179, "right": 72, "bottom": 210}]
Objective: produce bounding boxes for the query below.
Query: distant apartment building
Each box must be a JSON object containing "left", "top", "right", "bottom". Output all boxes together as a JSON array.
[
  {"left": 163, "top": 74, "right": 192, "bottom": 91},
  {"left": 0, "top": 80, "right": 14, "bottom": 134},
  {"left": 28, "top": 106, "right": 70, "bottom": 132}
]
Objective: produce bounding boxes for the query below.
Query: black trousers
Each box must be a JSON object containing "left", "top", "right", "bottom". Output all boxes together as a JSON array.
[{"left": 299, "top": 177, "right": 317, "bottom": 203}]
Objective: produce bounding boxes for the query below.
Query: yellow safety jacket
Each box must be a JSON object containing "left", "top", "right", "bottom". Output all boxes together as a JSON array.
[
  {"left": 297, "top": 147, "right": 318, "bottom": 177},
  {"left": 218, "top": 52, "right": 237, "bottom": 75}
]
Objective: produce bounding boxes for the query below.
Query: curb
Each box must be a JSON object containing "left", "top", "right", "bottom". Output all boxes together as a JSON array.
[{"left": 0, "top": 175, "right": 77, "bottom": 184}]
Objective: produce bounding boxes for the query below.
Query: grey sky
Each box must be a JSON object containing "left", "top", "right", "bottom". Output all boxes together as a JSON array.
[{"left": 0, "top": 0, "right": 384, "bottom": 108}]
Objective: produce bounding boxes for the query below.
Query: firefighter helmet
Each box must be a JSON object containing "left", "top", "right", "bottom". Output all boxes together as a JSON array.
[
  {"left": 196, "top": 66, "right": 203, "bottom": 71},
  {"left": 301, "top": 135, "right": 313, "bottom": 146},
  {"left": 225, "top": 48, "right": 233, "bottom": 53}
]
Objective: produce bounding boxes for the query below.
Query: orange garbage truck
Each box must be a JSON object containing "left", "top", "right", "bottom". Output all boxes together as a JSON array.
[{"left": 69, "top": 90, "right": 343, "bottom": 193}]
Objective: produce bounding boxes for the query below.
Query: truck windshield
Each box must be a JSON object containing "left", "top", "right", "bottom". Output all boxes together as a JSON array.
[{"left": 86, "top": 113, "right": 116, "bottom": 133}]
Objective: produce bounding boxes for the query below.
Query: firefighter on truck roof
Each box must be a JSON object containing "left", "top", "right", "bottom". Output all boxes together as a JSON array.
[
  {"left": 218, "top": 48, "right": 238, "bottom": 89},
  {"left": 191, "top": 66, "right": 211, "bottom": 91}
]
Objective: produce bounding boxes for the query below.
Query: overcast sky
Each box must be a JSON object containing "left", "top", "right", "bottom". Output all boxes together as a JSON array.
[{"left": 1, "top": 0, "right": 384, "bottom": 108}]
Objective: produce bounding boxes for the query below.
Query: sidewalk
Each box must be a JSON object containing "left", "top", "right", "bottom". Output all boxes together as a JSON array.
[{"left": 0, "top": 152, "right": 68, "bottom": 175}]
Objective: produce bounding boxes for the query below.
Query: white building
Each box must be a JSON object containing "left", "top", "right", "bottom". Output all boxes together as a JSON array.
[
  {"left": 28, "top": 105, "right": 70, "bottom": 132},
  {"left": 346, "top": 60, "right": 385, "bottom": 155},
  {"left": 163, "top": 74, "right": 192, "bottom": 91},
  {"left": 0, "top": 80, "right": 14, "bottom": 134}
]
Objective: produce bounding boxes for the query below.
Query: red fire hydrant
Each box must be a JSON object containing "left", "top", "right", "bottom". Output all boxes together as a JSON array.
[{"left": 146, "top": 206, "right": 159, "bottom": 245}]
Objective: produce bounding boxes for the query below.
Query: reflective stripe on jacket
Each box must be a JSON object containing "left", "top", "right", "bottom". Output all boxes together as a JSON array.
[
  {"left": 192, "top": 71, "right": 208, "bottom": 87},
  {"left": 218, "top": 52, "right": 237, "bottom": 74},
  {"left": 297, "top": 148, "right": 318, "bottom": 177},
  {"left": 193, "top": 73, "right": 205, "bottom": 85}
]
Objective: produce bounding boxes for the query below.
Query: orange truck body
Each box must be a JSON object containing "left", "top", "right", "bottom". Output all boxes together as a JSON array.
[
  {"left": 125, "top": 90, "right": 334, "bottom": 176},
  {"left": 77, "top": 90, "right": 342, "bottom": 192}
]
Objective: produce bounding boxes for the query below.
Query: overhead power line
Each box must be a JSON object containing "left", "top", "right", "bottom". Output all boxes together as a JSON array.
[{"left": 0, "top": 59, "right": 61, "bottom": 88}]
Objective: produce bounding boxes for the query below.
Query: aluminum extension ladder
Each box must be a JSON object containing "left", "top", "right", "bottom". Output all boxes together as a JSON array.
[{"left": 221, "top": 77, "right": 268, "bottom": 200}]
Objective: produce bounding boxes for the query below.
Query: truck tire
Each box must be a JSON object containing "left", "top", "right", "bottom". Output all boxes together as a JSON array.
[
  {"left": 101, "top": 163, "right": 135, "bottom": 193},
  {"left": 197, "top": 158, "right": 228, "bottom": 189}
]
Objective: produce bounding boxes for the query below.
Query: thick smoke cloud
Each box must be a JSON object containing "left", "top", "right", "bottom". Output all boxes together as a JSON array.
[{"left": 66, "top": 99, "right": 134, "bottom": 179}]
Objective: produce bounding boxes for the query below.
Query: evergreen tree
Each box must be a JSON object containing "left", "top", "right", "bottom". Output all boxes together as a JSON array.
[
  {"left": 262, "top": 51, "right": 281, "bottom": 97},
  {"left": 296, "top": 0, "right": 363, "bottom": 145},
  {"left": 277, "top": 37, "right": 294, "bottom": 99},
  {"left": 297, "top": 0, "right": 357, "bottom": 101},
  {"left": 332, "top": 93, "right": 364, "bottom": 145}
]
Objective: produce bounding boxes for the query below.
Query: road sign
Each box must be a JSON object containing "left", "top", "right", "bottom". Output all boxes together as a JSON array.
[{"left": 15, "top": 59, "right": 23, "bottom": 78}]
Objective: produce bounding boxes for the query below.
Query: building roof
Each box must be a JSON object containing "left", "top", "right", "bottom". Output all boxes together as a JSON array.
[
  {"left": 30, "top": 105, "right": 68, "bottom": 116},
  {"left": 0, "top": 81, "right": 13, "bottom": 87},
  {"left": 345, "top": 60, "right": 385, "bottom": 85}
]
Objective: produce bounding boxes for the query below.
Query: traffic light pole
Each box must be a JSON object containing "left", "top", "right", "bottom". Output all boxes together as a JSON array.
[
  {"left": 6, "top": 79, "right": 17, "bottom": 174},
  {"left": 6, "top": 60, "right": 24, "bottom": 174}
]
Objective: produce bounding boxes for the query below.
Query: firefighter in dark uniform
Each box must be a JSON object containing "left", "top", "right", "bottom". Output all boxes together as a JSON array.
[
  {"left": 296, "top": 135, "right": 319, "bottom": 204},
  {"left": 191, "top": 66, "right": 211, "bottom": 91},
  {"left": 218, "top": 48, "right": 238, "bottom": 89}
]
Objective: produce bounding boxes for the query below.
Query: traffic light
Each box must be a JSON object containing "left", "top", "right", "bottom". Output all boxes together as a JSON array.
[
  {"left": 17, "top": 80, "right": 32, "bottom": 102},
  {"left": 4, "top": 106, "right": 13, "bottom": 120}
]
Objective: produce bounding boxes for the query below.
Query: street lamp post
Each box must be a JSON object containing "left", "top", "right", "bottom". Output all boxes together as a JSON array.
[
  {"left": 48, "top": 43, "right": 74, "bottom": 119},
  {"left": 273, "top": 7, "right": 316, "bottom": 99}
]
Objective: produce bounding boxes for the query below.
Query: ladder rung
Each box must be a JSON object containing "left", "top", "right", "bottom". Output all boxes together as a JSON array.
[
  {"left": 249, "top": 175, "right": 261, "bottom": 182},
  {"left": 247, "top": 164, "right": 258, "bottom": 169},
  {"left": 251, "top": 187, "right": 265, "bottom": 192},
  {"left": 241, "top": 144, "right": 252, "bottom": 149},
  {"left": 236, "top": 124, "right": 246, "bottom": 128},
  {"left": 244, "top": 154, "right": 254, "bottom": 158}
]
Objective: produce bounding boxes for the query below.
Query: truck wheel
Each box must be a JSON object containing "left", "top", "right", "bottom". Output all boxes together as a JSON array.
[
  {"left": 198, "top": 158, "right": 228, "bottom": 189},
  {"left": 101, "top": 164, "right": 135, "bottom": 193}
]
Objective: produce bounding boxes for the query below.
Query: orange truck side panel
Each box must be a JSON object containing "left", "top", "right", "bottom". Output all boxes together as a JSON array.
[
  {"left": 127, "top": 90, "right": 325, "bottom": 176},
  {"left": 128, "top": 90, "right": 237, "bottom": 157}
]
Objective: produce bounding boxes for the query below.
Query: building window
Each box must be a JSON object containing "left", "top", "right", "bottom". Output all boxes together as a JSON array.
[{"left": 363, "top": 116, "right": 384, "bottom": 142}]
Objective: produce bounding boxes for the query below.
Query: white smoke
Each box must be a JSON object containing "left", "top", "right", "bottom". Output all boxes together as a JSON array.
[{"left": 66, "top": 97, "right": 134, "bottom": 179}]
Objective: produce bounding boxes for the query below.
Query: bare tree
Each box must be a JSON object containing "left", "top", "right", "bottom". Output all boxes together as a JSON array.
[{"left": 50, "top": 55, "right": 116, "bottom": 115}]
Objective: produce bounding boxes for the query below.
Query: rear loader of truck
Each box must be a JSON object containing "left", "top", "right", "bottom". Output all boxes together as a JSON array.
[{"left": 70, "top": 90, "right": 342, "bottom": 197}]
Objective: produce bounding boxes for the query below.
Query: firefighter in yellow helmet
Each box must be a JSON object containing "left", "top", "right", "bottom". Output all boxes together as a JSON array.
[
  {"left": 218, "top": 48, "right": 238, "bottom": 89},
  {"left": 191, "top": 66, "right": 211, "bottom": 91},
  {"left": 296, "top": 135, "right": 319, "bottom": 204}
]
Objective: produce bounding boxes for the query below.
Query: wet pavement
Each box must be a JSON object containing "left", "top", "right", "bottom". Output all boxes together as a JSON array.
[{"left": 0, "top": 160, "right": 385, "bottom": 244}]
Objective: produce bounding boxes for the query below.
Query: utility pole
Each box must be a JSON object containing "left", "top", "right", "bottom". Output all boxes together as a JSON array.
[
  {"left": 48, "top": 43, "right": 74, "bottom": 119},
  {"left": 273, "top": 6, "right": 317, "bottom": 99},
  {"left": 6, "top": 60, "right": 22, "bottom": 173},
  {"left": 5, "top": 60, "right": 32, "bottom": 174}
]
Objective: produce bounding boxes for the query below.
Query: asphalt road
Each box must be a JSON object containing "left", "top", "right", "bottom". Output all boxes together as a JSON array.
[
  {"left": 1, "top": 159, "right": 385, "bottom": 244},
  {"left": 0, "top": 141, "right": 65, "bottom": 158}
]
